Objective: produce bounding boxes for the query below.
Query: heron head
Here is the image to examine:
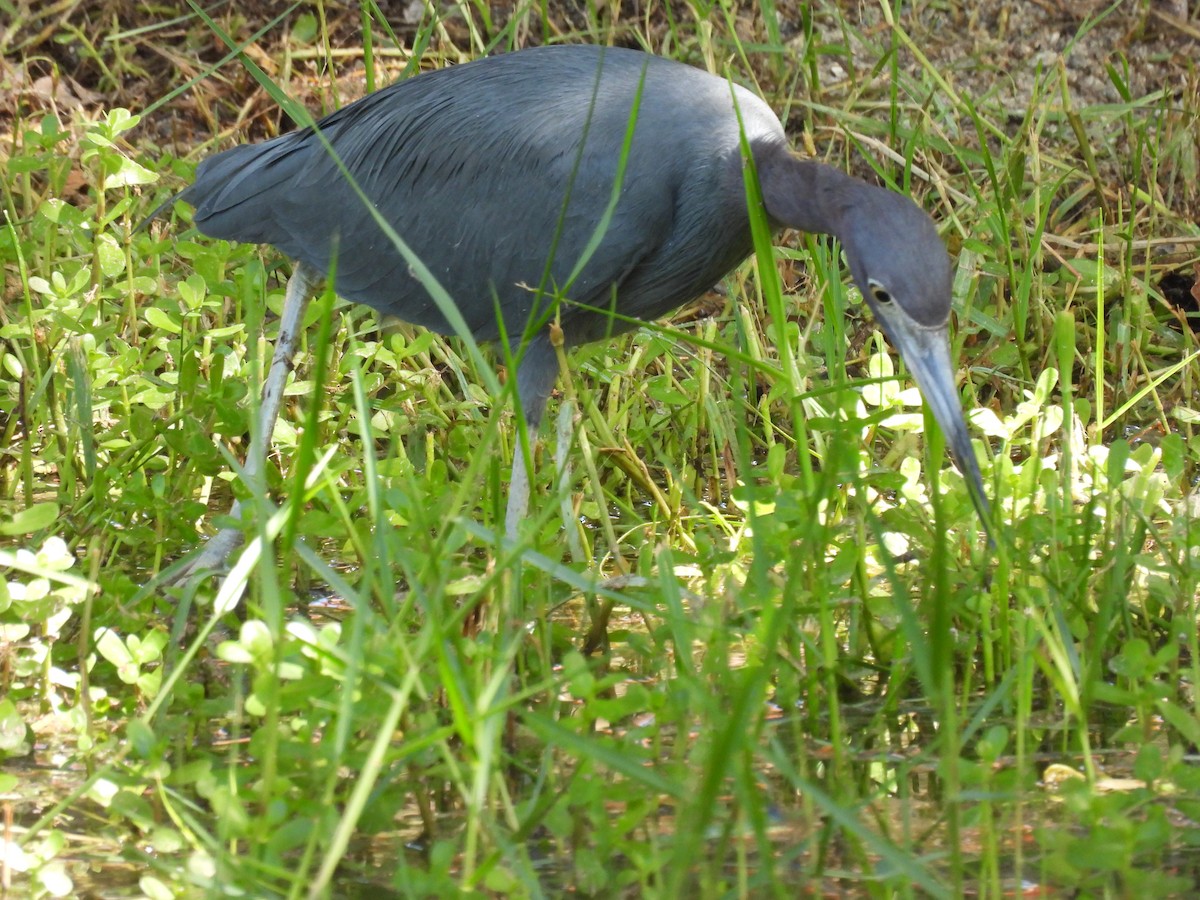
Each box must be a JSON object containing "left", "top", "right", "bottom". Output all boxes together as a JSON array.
[
  {"left": 835, "top": 186, "right": 953, "bottom": 329},
  {"left": 834, "top": 184, "right": 992, "bottom": 535}
]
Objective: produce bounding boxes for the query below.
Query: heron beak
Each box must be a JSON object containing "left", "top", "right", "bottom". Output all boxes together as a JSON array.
[{"left": 880, "top": 315, "right": 992, "bottom": 538}]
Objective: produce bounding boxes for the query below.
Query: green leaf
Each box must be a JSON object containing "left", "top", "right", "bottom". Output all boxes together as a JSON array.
[
  {"left": 95, "top": 628, "right": 138, "bottom": 683},
  {"left": 96, "top": 233, "right": 126, "bottom": 278},
  {"left": 0, "top": 699, "right": 30, "bottom": 755},
  {"left": 144, "top": 307, "right": 182, "bottom": 334},
  {"left": 1156, "top": 699, "right": 1200, "bottom": 747},
  {"left": 0, "top": 502, "right": 60, "bottom": 535},
  {"left": 127, "top": 719, "right": 157, "bottom": 758},
  {"left": 103, "top": 157, "right": 158, "bottom": 189}
]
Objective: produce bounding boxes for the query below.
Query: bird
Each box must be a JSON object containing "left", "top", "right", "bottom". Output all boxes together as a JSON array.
[{"left": 149, "top": 43, "right": 991, "bottom": 577}]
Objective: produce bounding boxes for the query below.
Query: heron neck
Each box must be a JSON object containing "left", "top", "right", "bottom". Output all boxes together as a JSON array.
[{"left": 753, "top": 142, "right": 855, "bottom": 240}]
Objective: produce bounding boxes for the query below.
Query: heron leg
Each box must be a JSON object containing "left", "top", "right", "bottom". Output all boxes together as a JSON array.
[
  {"left": 504, "top": 421, "right": 536, "bottom": 540},
  {"left": 504, "top": 334, "right": 559, "bottom": 540},
  {"left": 170, "top": 263, "right": 317, "bottom": 581}
]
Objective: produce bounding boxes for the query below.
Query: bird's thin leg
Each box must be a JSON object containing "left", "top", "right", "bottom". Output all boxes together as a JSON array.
[
  {"left": 504, "top": 420, "right": 536, "bottom": 540},
  {"left": 505, "top": 334, "right": 560, "bottom": 541},
  {"left": 171, "top": 263, "right": 317, "bottom": 581}
]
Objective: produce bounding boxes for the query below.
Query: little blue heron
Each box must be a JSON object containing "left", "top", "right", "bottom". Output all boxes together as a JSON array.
[{"left": 152, "top": 44, "right": 990, "bottom": 576}]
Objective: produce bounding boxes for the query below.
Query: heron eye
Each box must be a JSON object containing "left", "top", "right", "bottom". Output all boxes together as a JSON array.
[{"left": 869, "top": 281, "right": 893, "bottom": 305}]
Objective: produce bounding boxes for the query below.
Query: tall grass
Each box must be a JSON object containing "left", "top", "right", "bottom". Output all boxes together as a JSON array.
[{"left": 3, "top": 1, "right": 1200, "bottom": 897}]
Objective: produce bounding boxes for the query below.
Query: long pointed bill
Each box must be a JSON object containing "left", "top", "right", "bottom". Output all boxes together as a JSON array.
[{"left": 881, "top": 316, "right": 992, "bottom": 539}]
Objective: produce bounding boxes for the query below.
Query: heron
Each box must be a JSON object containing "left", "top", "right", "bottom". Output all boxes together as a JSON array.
[{"left": 150, "top": 44, "right": 990, "bottom": 577}]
